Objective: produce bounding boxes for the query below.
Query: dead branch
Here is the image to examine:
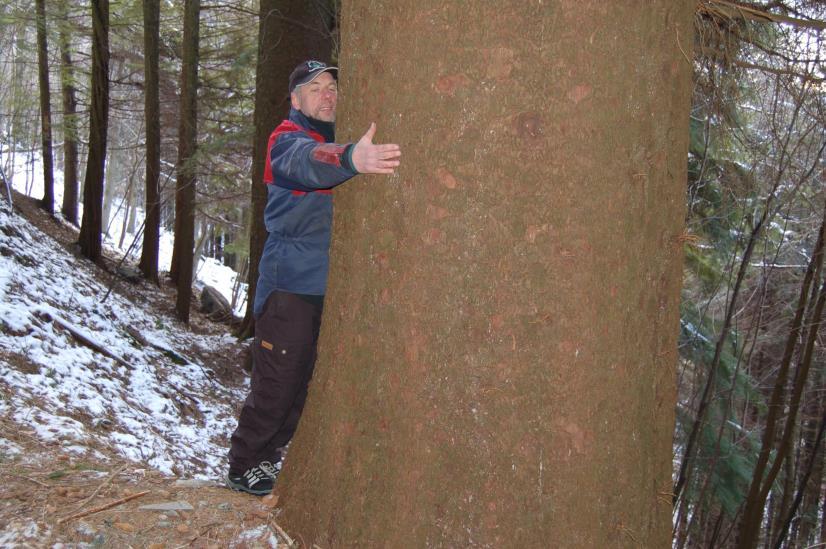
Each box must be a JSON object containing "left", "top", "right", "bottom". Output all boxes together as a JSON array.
[
  {"left": 35, "top": 310, "right": 132, "bottom": 368},
  {"left": 57, "top": 490, "right": 150, "bottom": 524},
  {"left": 270, "top": 520, "right": 295, "bottom": 547},
  {"left": 65, "top": 463, "right": 128, "bottom": 516},
  {"left": 124, "top": 325, "right": 190, "bottom": 365}
]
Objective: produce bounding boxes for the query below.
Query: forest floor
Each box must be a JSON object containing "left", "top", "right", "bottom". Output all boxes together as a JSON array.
[{"left": 0, "top": 193, "right": 292, "bottom": 548}]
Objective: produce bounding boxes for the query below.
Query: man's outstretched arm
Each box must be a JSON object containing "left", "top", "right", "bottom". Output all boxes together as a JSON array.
[{"left": 271, "top": 123, "right": 401, "bottom": 189}]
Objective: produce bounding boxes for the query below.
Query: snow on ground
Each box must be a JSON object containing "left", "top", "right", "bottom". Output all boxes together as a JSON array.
[{"left": 0, "top": 198, "right": 247, "bottom": 479}]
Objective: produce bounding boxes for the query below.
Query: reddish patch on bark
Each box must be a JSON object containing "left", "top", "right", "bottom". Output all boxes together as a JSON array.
[
  {"left": 434, "top": 73, "right": 472, "bottom": 96},
  {"left": 489, "top": 315, "right": 505, "bottom": 331},
  {"left": 375, "top": 252, "right": 390, "bottom": 270},
  {"left": 567, "top": 84, "right": 592, "bottom": 104},
  {"left": 380, "top": 287, "right": 391, "bottom": 304},
  {"left": 426, "top": 203, "right": 450, "bottom": 220},
  {"left": 422, "top": 228, "right": 445, "bottom": 245},
  {"left": 513, "top": 112, "right": 544, "bottom": 142},
  {"left": 558, "top": 340, "right": 577, "bottom": 355},
  {"left": 404, "top": 329, "right": 428, "bottom": 372},
  {"left": 435, "top": 167, "right": 458, "bottom": 189},
  {"left": 388, "top": 371, "right": 400, "bottom": 391},
  {"left": 555, "top": 418, "right": 590, "bottom": 455},
  {"left": 525, "top": 224, "right": 547, "bottom": 243}
]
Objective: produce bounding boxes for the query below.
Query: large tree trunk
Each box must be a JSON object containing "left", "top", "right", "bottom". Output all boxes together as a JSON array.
[
  {"left": 236, "top": 0, "right": 333, "bottom": 339},
  {"left": 57, "top": 0, "right": 79, "bottom": 225},
  {"left": 276, "top": 1, "right": 694, "bottom": 546},
  {"left": 77, "top": 0, "right": 109, "bottom": 263},
  {"left": 139, "top": 0, "right": 161, "bottom": 284},
  {"left": 35, "top": 0, "right": 55, "bottom": 215},
  {"left": 171, "top": 0, "right": 199, "bottom": 323}
]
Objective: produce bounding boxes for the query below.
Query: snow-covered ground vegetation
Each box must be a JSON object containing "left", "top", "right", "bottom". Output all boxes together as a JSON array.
[{"left": 0, "top": 195, "right": 247, "bottom": 479}]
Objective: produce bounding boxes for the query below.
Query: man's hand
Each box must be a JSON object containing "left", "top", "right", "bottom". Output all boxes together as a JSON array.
[{"left": 351, "top": 123, "right": 401, "bottom": 175}]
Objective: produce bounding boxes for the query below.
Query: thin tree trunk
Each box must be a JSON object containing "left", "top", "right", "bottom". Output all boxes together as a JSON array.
[
  {"left": 738, "top": 203, "right": 826, "bottom": 548},
  {"left": 78, "top": 0, "right": 109, "bottom": 263},
  {"left": 118, "top": 175, "right": 135, "bottom": 250},
  {"left": 236, "top": 0, "right": 333, "bottom": 339},
  {"left": 139, "top": 0, "right": 161, "bottom": 284},
  {"left": 57, "top": 0, "right": 78, "bottom": 224},
  {"left": 35, "top": 0, "right": 55, "bottom": 215},
  {"left": 774, "top": 409, "right": 826, "bottom": 549},
  {"left": 192, "top": 219, "right": 208, "bottom": 285},
  {"left": 102, "top": 123, "right": 118, "bottom": 238},
  {"left": 792, "top": 383, "right": 826, "bottom": 547},
  {"left": 276, "top": 1, "right": 694, "bottom": 545},
  {"left": 171, "top": 0, "right": 200, "bottom": 323}
]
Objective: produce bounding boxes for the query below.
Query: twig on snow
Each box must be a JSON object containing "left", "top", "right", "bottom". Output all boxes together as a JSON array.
[{"left": 35, "top": 310, "right": 132, "bottom": 368}]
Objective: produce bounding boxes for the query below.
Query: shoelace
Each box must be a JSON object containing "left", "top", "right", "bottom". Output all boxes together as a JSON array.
[
  {"left": 244, "top": 467, "right": 268, "bottom": 487},
  {"left": 259, "top": 461, "right": 281, "bottom": 479}
]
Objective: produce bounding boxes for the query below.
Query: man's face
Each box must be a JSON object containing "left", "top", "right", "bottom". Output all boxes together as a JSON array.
[{"left": 291, "top": 71, "right": 338, "bottom": 122}]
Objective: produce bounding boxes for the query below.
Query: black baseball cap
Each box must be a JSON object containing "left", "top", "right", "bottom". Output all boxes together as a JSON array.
[{"left": 289, "top": 60, "right": 338, "bottom": 93}]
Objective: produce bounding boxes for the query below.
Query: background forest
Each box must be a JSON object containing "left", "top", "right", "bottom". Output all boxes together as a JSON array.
[{"left": 0, "top": 0, "right": 824, "bottom": 547}]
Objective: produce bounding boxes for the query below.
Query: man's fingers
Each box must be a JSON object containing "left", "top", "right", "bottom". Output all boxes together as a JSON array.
[
  {"left": 374, "top": 144, "right": 400, "bottom": 152},
  {"left": 375, "top": 147, "right": 401, "bottom": 157}
]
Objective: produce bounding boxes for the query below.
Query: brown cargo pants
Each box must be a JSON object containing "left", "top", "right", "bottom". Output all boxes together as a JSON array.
[{"left": 228, "top": 290, "right": 323, "bottom": 474}]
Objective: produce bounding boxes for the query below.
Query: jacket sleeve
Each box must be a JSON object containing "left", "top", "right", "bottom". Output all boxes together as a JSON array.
[{"left": 270, "top": 130, "right": 358, "bottom": 190}]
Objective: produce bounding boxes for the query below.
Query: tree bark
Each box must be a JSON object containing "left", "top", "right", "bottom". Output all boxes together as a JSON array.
[
  {"left": 139, "top": 0, "right": 161, "bottom": 284},
  {"left": 77, "top": 0, "right": 109, "bottom": 263},
  {"left": 57, "top": 0, "right": 78, "bottom": 225},
  {"left": 171, "top": 0, "right": 200, "bottom": 323},
  {"left": 35, "top": 0, "right": 55, "bottom": 215},
  {"left": 275, "top": 2, "right": 694, "bottom": 546},
  {"left": 236, "top": 0, "right": 333, "bottom": 339}
]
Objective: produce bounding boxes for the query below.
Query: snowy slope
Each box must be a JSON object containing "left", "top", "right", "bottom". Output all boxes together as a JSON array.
[{"left": 0, "top": 201, "right": 247, "bottom": 479}]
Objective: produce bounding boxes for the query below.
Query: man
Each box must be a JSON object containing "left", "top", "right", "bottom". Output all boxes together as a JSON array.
[{"left": 226, "top": 60, "right": 401, "bottom": 495}]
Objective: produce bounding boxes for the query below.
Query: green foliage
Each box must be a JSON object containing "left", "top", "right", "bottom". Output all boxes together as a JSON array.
[
  {"left": 684, "top": 244, "right": 724, "bottom": 292},
  {"left": 678, "top": 304, "right": 767, "bottom": 518}
]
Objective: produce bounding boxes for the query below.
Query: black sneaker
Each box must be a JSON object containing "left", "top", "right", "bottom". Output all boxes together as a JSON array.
[
  {"left": 258, "top": 460, "right": 282, "bottom": 480},
  {"left": 225, "top": 465, "right": 273, "bottom": 496}
]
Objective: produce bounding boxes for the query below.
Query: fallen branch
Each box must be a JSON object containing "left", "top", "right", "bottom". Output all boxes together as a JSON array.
[
  {"left": 57, "top": 490, "right": 150, "bottom": 524},
  {"left": 65, "top": 463, "right": 129, "bottom": 516},
  {"left": 174, "top": 521, "right": 221, "bottom": 549},
  {"left": 124, "top": 325, "right": 190, "bottom": 365},
  {"left": 17, "top": 475, "right": 50, "bottom": 487},
  {"left": 36, "top": 310, "right": 131, "bottom": 368},
  {"left": 270, "top": 520, "right": 294, "bottom": 547}
]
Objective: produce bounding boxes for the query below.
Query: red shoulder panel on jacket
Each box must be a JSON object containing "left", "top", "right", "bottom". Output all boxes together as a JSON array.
[{"left": 263, "top": 121, "right": 325, "bottom": 184}]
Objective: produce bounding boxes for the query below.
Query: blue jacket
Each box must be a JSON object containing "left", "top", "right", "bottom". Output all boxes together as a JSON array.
[{"left": 253, "top": 108, "right": 358, "bottom": 316}]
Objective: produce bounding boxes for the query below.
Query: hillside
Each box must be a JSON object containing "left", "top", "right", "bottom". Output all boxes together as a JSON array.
[{"left": 0, "top": 194, "right": 291, "bottom": 547}]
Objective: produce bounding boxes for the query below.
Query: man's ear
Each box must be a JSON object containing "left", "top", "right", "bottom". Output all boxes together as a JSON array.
[{"left": 290, "top": 92, "right": 300, "bottom": 111}]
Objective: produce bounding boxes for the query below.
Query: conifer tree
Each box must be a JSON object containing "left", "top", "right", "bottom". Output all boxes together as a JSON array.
[{"left": 78, "top": 0, "right": 109, "bottom": 262}]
